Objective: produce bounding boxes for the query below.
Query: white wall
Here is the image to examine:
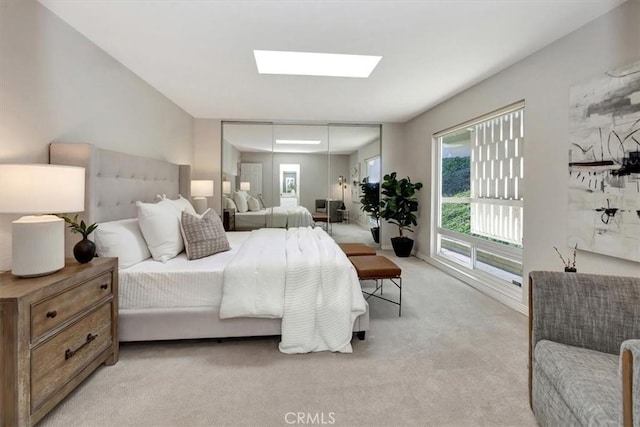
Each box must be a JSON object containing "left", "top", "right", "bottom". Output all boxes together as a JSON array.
[
  {"left": 381, "top": 123, "right": 408, "bottom": 248},
  {"left": 194, "top": 119, "right": 222, "bottom": 214},
  {"left": 0, "top": 0, "right": 194, "bottom": 270},
  {"left": 403, "top": 0, "right": 640, "bottom": 307}
]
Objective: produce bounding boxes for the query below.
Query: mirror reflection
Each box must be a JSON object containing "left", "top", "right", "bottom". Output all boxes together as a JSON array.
[{"left": 221, "top": 122, "right": 381, "bottom": 247}]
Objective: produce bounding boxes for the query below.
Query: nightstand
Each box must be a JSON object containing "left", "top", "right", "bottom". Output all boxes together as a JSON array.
[
  {"left": 223, "top": 208, "right": 235, "bottom": 231},
  {"left": 0, "top": 257, "right": 119, "bottom": 426}
]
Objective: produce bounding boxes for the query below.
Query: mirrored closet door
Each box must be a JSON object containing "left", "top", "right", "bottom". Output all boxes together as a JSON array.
[{"left": 221, "top": 122, "right": 381, "bottom": 247}]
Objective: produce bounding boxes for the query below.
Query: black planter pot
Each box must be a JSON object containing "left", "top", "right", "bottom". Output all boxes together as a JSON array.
[
  {"left": 74, "top": 238, "right": 96, "bottom": 264},
  {"left": 391, "top": 237, "right": 414, "bottom": 257},
  {"left": 371, "top": 227, "right": 380, "bottom": 243}
]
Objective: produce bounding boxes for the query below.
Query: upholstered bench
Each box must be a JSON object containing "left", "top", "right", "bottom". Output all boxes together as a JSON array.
[
  {"left": 338, "top": 243, "right": 376, "bottom": 257},
  {"left": 349, "top": 255, "right": 402, "bottom": 316}
]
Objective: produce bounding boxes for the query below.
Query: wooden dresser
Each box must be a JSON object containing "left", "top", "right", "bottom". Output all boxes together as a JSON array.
[{"left": 0, "top": 257, "right": 118, "bottom": 426}]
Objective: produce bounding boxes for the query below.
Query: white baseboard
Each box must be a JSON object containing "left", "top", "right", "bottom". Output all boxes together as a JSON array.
[{"left": 415, "top": 251, "right": 528, "bottom": 316}]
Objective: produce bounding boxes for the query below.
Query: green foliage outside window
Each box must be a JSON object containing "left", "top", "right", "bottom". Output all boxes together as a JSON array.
[
  {"left": 442, "top": 157, "right": 470, "bottom": 197},
  {"left": 441, "top": 191, "right": 470, "bottom": 234}
]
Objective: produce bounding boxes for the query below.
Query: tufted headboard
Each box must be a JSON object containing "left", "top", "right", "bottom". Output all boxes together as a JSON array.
[{"left": 49, "top": 142, "right": 191, "bottom": 224}]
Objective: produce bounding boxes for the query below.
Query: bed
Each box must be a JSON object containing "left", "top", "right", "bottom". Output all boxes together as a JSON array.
[
  {"left": 234, "top": 205, "right": 314, "bottom": 230},
  {"left": 49, "top": 143, "right": 369, "bottom": 352}
]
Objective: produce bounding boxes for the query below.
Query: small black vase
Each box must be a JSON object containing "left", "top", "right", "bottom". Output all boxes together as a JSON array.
[
  {"left": 564, "top": 267, "right": 577, "bottom": 273},
  {"left": 74, "top": 238, "right": 96, "bottom": 264}
]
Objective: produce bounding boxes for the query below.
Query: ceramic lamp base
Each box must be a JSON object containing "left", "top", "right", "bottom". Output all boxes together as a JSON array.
[
  {"left": 12, "top": 215, "right": 65, "bottom": 277},
  {"left": 192, "top": 197, "right": 208, "bottom": 215}
]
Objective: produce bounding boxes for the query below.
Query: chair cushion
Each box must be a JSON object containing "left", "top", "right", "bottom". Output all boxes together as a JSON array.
[
  {"left": 350, "top": 255, "right": 401, "bottom": 280},
  {"left": 534, "top": 340, "right": 620, "bottom": 426}
]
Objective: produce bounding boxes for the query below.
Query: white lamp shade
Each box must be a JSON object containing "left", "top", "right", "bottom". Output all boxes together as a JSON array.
[
  {"left": 222, "top": 181, "right": 231, "bottom": 194},
  {"left": 240, "top": 182, "right": 251, "bottom": 191},
  {"left": 191, "top": 180, "right": 214, "bottom": 197},
  {"left": 0, "top": 164, "right": 85, "bottom": 214}
]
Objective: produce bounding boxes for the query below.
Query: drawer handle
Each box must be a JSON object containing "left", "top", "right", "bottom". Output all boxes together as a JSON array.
[
  {"left": 46, "top": 310, "right": 57, "bottom": 319},
  {"left": 65, "top": 333, "right": 97, "bottom": 360},
  {"left": 100, "top": 283, "right": 108, "bottom": 290}
]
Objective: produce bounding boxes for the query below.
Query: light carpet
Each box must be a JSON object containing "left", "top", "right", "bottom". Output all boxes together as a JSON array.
[{"left": 40, "top": 253, "right": 536, "bottom": 427}]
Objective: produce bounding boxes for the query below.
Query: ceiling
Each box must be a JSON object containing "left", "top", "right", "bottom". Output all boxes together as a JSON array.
[{"left": 40, "top": 0, "right": 627, "bottom": 123}]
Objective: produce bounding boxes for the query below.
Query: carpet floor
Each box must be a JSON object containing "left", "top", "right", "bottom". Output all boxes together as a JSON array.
[{"left": 39, "top": 253, "right": 536, "bottom": 427}]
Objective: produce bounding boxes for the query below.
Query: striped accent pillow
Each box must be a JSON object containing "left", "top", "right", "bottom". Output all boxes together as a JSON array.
[{"left": 180, "top": 209, "right": 230, "bottom": 260}]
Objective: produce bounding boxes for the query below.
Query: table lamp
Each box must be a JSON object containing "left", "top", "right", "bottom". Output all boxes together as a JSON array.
[
  {"left": 191, "top": 180, "right": 214, "bottom": 214},
  {"left": 0, "top": 164, "right": 85, "bottom": 277},
  {"left": 240, "top": 182, "right": 251, "bottom": 191},
  {"left": 222, "top": 181, "right": 231, "bottom": 195}
]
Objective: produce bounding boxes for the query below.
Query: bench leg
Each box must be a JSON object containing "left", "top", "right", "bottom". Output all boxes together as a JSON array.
[
  {"left": 357, "top": 331, "right": 366, "bottom": 340},
  {"left": 399, "top": 277, "right": 402, "bottom": 317}
]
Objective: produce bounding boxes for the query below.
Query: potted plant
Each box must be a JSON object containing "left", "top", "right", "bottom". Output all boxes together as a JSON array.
[
  {"left": 359, "top": 177, "right": 380, "bottom": 243},
  {"left": 58, "top": 214, "right": 99, "bottom": 264},
  {"left": 380, "top": 172, "right": 423, "bottom": 257}
]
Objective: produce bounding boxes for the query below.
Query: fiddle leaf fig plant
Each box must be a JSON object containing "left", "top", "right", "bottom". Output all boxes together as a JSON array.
[
  {"left": 380, "top": 172, "right": 423, "bottom": 238},
  {"left": 58, "top": 214, "right": 98, "bottom": 239},
  {"left": 359, "top": 177, "right": 380, "bottom": 227}
]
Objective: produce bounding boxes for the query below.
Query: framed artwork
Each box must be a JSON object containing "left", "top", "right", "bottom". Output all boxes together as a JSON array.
[
  {"left": 283, "top": 172, "right": 296, "bottom": 194},
  {"left": 567, "top": 59, "right": 640, "bottom": 262},
  {"left": 351, "top": 164, "right": 360, "bottom": 199}
]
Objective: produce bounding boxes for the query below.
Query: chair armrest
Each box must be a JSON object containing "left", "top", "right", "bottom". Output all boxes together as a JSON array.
[{"left": 621, "top": 339, "right": 640, "bottom": 427}]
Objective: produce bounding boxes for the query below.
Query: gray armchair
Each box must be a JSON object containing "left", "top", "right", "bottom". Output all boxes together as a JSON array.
[
  {"left": 314, "top": 199, "right": 342, "bottom": 222},
  {"left": 529, "top": 271, "right": 640, "bottom": 427}
]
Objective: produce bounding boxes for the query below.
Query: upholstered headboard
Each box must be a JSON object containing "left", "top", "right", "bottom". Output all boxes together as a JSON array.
[{"left": 49, "top": 142, "right": 191, "bottom": 224}]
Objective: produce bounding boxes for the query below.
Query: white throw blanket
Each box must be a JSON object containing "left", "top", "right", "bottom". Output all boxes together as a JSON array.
[
  {"left": 285, "top": 206, "right": 313, "bottom": 228},
  {"left": 219, "top": 228, "right": 286, "bottom": 318},
  {"left": 265, "top": 207, "right": 288, "bottom": 228},
  {"left": 220, "top": 227, "right": 366, "bottom": 353},
  {"left": 265, "top": 206, "right": 313, "bottom": 228}
]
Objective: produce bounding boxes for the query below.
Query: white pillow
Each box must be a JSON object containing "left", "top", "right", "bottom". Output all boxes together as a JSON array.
[
  {"left": 233, "top": 191, "right": 248, "bottom": 213},
  {"left": 235, "top": 190, "right": 250, "bottom": 201},
  {"left": 224, "top": 196, "right": 237, "bottom": 210},
  {"left": 94, "top": 218, "right": 151, "bottom": 269},
  {"left": 136, "top": 199, "right": 184, "bottom": 262},
  {"left": 247, "top": 196, "right": 260, "bottom": 212},
  {"left": 160, "top": 194, "right": 197, "bottom": 216}
]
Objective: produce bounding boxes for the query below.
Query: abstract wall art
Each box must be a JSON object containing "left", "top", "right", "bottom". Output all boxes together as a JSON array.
[{"left": 568, "top": 60, "right": 640, "bottom": 262}]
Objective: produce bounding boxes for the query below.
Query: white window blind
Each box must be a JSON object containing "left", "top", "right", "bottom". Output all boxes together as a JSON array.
[{"left": 470, "top": 109, "right": 524, "bottom": 245}]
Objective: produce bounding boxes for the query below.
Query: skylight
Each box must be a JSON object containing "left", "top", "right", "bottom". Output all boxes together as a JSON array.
[
  {"left": 275, "top": 139, "right": 322, "bottom": 145},
  {"left": 254, "top": 50, "right": 382, "bottom": 78}
]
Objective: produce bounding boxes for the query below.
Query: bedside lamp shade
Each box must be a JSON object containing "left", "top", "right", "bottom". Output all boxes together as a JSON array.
[
  {"left": 240, "top": 182, "right": 251, "bottom": 191},
  {"left": 0, "top": 164, "right": 85, "bottom": 277},
  {"left": 190, "top": 180, "right": 214, "bottom": 214},
  {"left": 191, "top": 180, "right": 214, "bottom": 197},
  {"left": 222, "top": 181, "right": 231, "bottom": 195}
]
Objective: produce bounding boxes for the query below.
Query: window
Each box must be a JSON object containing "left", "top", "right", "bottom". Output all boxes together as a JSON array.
[
  {"left": 366, "top": 156, "right": 381, "bottom": 183},
  {"left": 434, "top": 103, "right": 524, "bottom": 292}
]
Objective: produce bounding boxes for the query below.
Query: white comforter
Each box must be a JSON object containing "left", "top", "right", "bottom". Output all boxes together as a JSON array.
[{"left": 220, "top": 227, "right": 366, "bottom": 354}]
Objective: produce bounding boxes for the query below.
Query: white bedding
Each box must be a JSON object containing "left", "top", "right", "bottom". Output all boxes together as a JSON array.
[
  {"left": 235, "top": 206, "right": 313, "bottom": 230},
  {"left": 119, "top": 232, "right": 251, "bottom": 309},
  {"left": 220, "top": 227, "right": 366, "bottom": 354}
]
